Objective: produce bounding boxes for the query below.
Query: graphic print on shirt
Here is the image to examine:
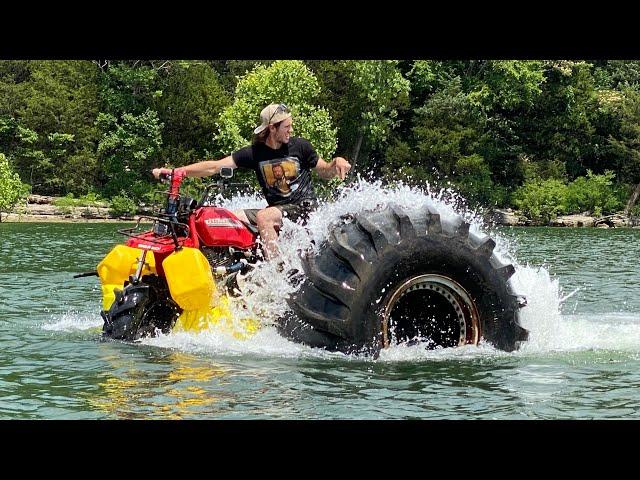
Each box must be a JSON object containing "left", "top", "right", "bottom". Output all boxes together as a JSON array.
[{"left": 259, "top": 157, "right": 300, "bottom": 197}]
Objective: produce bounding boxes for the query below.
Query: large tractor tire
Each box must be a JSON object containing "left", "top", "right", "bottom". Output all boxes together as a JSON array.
[
  {"left": 102, "top": 275, "right": 181, "bottom": 342},
  {"left": 278, "top": 204, "right": 528, "bottom": 355}
]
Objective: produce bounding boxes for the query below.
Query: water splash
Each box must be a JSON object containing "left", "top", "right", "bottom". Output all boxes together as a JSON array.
[{"left": 42, "top": 312, "right": 103, "bottom": 332}]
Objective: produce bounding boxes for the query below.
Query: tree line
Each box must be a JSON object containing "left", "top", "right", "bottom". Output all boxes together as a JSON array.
[{"left": 2, "top": 59, "right": 640, "bottom": 220}]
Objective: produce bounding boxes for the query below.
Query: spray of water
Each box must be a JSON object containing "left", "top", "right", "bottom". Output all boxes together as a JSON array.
[{"left": 42, "top": 311, "right": 103, "bottom": 332}]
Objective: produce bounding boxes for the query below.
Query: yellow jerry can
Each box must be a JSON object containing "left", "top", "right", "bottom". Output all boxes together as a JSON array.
[
  {"left": 96, "top": 245, "right": 156, "bottom": 310},
  {"left": 162, "top": 247, "right": 215, "bottom": 311}
]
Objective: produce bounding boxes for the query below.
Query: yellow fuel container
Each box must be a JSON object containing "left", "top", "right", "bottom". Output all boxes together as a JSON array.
[
  {"left": 162, "top": 247, "right": 215, "bottom": 311},
  {"left": 97, "top": 245, "right": 156, "bottom": 310}
]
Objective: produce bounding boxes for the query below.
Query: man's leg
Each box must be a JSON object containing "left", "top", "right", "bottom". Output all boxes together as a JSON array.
[{"left": 255, "top": 207, "right": 283, "bottom": 260}]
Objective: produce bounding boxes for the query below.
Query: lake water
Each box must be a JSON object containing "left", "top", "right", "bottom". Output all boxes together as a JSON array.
[{"left": 1, "top": 184, "right": 640, "bottom": 420}]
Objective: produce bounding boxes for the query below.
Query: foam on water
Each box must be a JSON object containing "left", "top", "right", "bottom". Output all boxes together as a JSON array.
[
  {"left": 42, "top": 312, "right": 103, "bottom": 332},
  {"left": 140, "top": 326, "right": 343, "bottom": 359},
  {"left": 48, "top": 178, "right": 640, "bottom": 359}
]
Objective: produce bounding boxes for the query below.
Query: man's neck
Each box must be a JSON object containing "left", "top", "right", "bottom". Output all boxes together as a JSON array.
[{"left": 265, "top": 136, "right": 282, "bottom": 150}]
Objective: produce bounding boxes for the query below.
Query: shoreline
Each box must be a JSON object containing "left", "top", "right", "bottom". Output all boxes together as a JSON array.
[
  {"left": 2, "top": 212, "right": 639, "bottom": 228},
  {"left": 0, "top": 213, "right": 142, "bottom": 223},
  {"left": 2, "top": 199, "right": 638, "bottom": 228},
  {"left": 0, "top": 195, "right": 150, "bottom": 223}
]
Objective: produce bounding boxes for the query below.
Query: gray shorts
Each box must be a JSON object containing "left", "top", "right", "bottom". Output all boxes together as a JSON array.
[{"left": 244, "top": 198, "right": 318, "bottom": 226}]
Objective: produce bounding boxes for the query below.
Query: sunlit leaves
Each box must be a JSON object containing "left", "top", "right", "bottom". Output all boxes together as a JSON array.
[
  {"left": 215, "top": 60, "right": 337, "bottom": 160},
  {"left": 0, "top": 153, "right": 29, "bottom": 216}
]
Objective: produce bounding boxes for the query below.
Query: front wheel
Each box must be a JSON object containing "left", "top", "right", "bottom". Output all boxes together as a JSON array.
[
  {"left": 102, "top": 275, "right": 181, "bottom": 341},
  {"left": 278, "top": 204, "right": 528, "bottom": 354}
]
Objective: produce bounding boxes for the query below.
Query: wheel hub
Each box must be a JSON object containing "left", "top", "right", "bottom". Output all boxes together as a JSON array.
[{"left": 382, "top": 274, "right": 480, "bottom": 349}]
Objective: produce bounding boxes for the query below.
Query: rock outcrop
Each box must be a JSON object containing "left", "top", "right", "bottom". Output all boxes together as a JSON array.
[
  {"left": 489, "top": 208, "right": 523, "bottom": 226},
  {"left": 549, "top": 214, "right": 596, "bottom": 227}
]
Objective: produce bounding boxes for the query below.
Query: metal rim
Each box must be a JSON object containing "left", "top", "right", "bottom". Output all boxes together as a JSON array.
[{"left": 381, "top": 274, "right": 480, "bottom": 348}]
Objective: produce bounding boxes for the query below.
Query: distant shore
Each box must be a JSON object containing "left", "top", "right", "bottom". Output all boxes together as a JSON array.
[
  {"left": 487, "top": 208, "right": 639, "bottom": 228},
  {"left": 0, "top": 213, "right": 138, "bottom": 223},
  {"left": 1, "top": 196, "right": 639, "bottom": 228},
  {"left": 0, "top": 195, "right": 143, "bottom": 224}
]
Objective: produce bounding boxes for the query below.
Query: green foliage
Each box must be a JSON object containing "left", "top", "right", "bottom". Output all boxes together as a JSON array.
[
  {"left": 413, "top": 78, "right": 484, "bottom": 176},
  {"left": 466, "top": 60, "right": 546, "bottom": 111},
  {"left": 310, "top": 60, "right": 410, "bottom": 171},
  {"left": 53, "top": 192, "right": 106, "bottom": 207},
  {"left": 97, "top": 109, "right": 163, "bottom": 199},
  {"left": 0, "top": 60, "right": 101, "bottom": 194},
  {"left": 520, "top": 61, "right": 600, "bottom": 179},
  {"left": 609, "top": 88, "right": 640, "bottom": 183},
  {"left": 345, "top": 61, "right": 410, "bottom": 148},
  {"left": 210, "top": 60, "right": 268, "bottom": 95},
  {"left": 385, "top": 77, "right": 488, "bottom": 194},
  {"left": 514, "top": 170, "right": 624, "bottom": 221},
  {"left": 565, "top": 170, "right": 622, "bottom": 216},
  {"left": 109, "top": 194, "right": 138, "bottom": 217},
  {"left": 2, "top": 59, "right": 640, "bottom": 216},
  {"left": 407, "top": 61, "right": 449, "bottom": 102},
  {"left": 98, "top": 62, "right": 161, "bottom": 116},
  {"left": 451, "top": 154, "right": 502, "bottom": 207},
  {"left": 382, "top": 138, "right": 434, "bottom": 185},
  {"left": 522, "top": 157, "right": 567, "bottom": 181},
  {"left": 215, "top": 60, "right": 337, "bottom": 160},
  {"left": 592, "top": 61, "right": 640, "bottom": 90},
  {"left": 0, "top": 152, "right": 30, "bottom": 216},
  {"left": 156, "top": 61, "right": 230, "bottom": 162},
  {"left": 513, "top": 178, "right": 569, "bottom": 223}
]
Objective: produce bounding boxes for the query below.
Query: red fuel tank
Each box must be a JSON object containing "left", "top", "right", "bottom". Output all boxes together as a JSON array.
[{"left": 194, "top": 207, "right": 257, "bottom": 249}]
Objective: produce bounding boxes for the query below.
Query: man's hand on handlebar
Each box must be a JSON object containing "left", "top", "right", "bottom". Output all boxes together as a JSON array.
[
  {"left": 152, "top": 168, "right": 170, "bottom": 181},
  {"left": 152, "top": 167, "right": 186, "bottom": 182}
]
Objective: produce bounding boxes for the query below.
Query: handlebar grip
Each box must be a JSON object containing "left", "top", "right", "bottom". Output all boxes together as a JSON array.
[{"left": 155, "top": 167, "right": 173, "bottom": 183}]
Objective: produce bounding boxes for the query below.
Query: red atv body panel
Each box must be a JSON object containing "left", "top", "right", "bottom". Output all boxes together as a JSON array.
[
  {"left": 126, "top": 232, "right": 196, "bottom": 277},
  {"left": 121, "top": 205, "right": 257, "bottom": 278},
  {"left": 194, "top": 207, "right": 257, "bottom": 249}
]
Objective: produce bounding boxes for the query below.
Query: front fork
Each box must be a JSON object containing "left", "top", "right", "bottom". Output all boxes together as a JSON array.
[{"left": 131, "top": 249, "right": 149, "bottom": 285}]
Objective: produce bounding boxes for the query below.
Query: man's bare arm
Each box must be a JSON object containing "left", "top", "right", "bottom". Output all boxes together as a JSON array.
[{"left": 152, "top": 156, "right": 237, "bottom": 179}]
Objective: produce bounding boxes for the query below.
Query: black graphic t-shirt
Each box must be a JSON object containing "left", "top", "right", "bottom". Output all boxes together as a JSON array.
[{"left": 232, "top": 137, "right": 319, "bottom": 206}]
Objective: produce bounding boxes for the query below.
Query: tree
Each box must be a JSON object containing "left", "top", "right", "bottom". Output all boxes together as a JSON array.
[
  {"left": 313, "top": 61, "right": 410, "bottom": 172},
  {"left": 156, "top": 61, "right": 230, "bottom": 163},
  {"left": 210, "top": 60, "right": 269, "bottom": 96},
  {"left": 608, "top": 88, "right": 640, "bottom": 214},
  {"left": 96, "top": 109, "right": 163, "bottom": 200},
  {"left": 0, "top": 60, "right": 101, "bottom": 195},
  {"left": 519, "top": 61, "right": 599, "bottom": 180},
  {"left": 215, "top": 60, "right": 337, "bottom": 161},
  {"left": 513, "top": 178, "right": 569, "bottom": 223},
  {"left": 565, "top": 170, "right": 622, "bottom": 216},
  {"left": 95, "top": 62, "right": 166, "bottom": 201},
  {"left": 97, "top": 61, "right": 162, "bottom": 116},
  {"left": 592, "top": 60, "right": 640, "bottom": 90},
  {"left": 383, "top": 77, "right": 498, "bottom": 204},
  {"left": 0, "top": 153, "right": 29, "bottom": 221}
]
